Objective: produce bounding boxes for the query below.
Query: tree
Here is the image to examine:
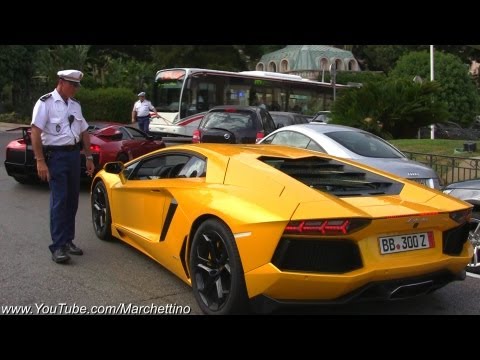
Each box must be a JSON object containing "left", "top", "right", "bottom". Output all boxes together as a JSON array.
[
  {"left": 29, "top": 45, "right": 91, "bottom": 109},
  {"left": 150, "top": 45, "right": 247, "bottom": 71},
  {"left": 331, "top": 78, "right": 449, "bottom": 139},
  {"left": 0, "top": 45, "right": 45, "bottom": 114},
  {"left": 34, "top": 45, "right": 90, "bottom": 84},
  {"left": 352, "top": 45, "right": 422, "bottom": 72},
  {"left": 97, "top": 58, "right": 156, "bottom": 94},
  {"left": 390, "top": 51, "right": 480, "bottom": 125}
]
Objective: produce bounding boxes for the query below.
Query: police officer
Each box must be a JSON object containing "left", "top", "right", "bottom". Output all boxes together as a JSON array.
[
  {"left": 31, "top": 69, "right": 95, "bottom": 264},
  {"left": 132, "top": 91, "right": 159, "bottom": 133}
]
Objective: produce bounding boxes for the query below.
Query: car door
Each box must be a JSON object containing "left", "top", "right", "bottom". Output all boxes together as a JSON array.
[{"left": 110, "top": 154, "right": 190, "bottom": 247}]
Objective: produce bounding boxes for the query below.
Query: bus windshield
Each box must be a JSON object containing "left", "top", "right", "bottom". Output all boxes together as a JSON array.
[{"left": 154, "top": 69, "right": 186, "bottom": 113}]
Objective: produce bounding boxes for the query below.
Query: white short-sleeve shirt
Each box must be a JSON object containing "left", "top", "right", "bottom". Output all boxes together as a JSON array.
[
  {"left": 31, "top": 89, "right": 89, "bottom": 146},
  {"left": 133, "top": 99, "right": 155, "bottom": 117}
]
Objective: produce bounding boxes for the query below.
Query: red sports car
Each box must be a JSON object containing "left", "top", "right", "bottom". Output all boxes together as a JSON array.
[{"left": 4, "top": 122, "right": 165, "bottom": 184}]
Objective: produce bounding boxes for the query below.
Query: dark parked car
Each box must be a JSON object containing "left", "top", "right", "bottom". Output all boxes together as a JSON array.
[
  {"left": 192, "top": 106, "right": 276, "bottom": 144},
  {"left": 269, "top": 111, "right": 310, "bottom": 128},
  {"left": 443, "top": 179, "right": 480, "bottom": 273},
  {"left": 4, "top": 123, "right": 165, "bottom": 184}
]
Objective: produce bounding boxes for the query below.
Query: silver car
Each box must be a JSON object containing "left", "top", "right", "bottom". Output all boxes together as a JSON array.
[{"left": 258, "top": 123, "right": 441, "bottom": 189}]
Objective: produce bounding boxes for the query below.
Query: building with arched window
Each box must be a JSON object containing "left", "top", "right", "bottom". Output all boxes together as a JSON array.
[{"left": 256, "top": 45, "right": 360, "bottom": 80}]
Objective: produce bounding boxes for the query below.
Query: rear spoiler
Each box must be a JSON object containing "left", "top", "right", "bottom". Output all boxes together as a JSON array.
[
  {"left": 5, "top": 126, "right": 31, "bottom": 132},
  {"left": 6, "top": 126, "right": 32, "bottom": 145}
]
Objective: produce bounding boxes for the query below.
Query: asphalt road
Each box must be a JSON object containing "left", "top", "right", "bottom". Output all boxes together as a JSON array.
[{"left": 2, "top": 127, "right": 480, "bottom": 316}]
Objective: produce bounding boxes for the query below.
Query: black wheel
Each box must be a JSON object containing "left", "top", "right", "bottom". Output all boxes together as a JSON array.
[
  {"left": 190, "top": 219, "right": 249, "bottom": 315},
  {"left": 91, "top": 181, "right": 112, "bottom": 241},
  {"left": 116, "top": 153, "right": 129, "bottom": 163}
]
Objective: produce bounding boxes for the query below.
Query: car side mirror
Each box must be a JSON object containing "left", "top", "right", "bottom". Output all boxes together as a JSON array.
[
  {"left": 104, "top": 161, "right": 124, "bottom": 174},
  {"left": 146, "top": 135, "right": 154, "bottom": 141}
]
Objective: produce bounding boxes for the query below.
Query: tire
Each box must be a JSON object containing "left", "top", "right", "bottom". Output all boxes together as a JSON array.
[
  {"left": 91, "top": 181, "right": 113, "bottom": 241},
  {"left": 190, "top": 219, "right": 249, "bottom": 315},
  {"left": 116, "top": 153, "right": 129, "bottom": 163}
]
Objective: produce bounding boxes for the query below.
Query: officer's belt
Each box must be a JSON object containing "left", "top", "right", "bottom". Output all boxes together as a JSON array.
[{"left": 43, "top": 144, "right": 81, "bottom": 152}]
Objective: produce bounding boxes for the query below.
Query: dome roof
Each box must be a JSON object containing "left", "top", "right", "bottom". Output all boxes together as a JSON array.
[{"left": 259, "top": 45, "right": 356, "bottom": 71}]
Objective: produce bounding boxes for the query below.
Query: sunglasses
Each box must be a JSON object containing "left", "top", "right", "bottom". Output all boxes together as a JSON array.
[{"left": 63, "top": 79, "right": 81, "bottom": 88}]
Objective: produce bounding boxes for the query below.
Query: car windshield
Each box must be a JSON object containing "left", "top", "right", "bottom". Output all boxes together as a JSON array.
[
  {"left": 202, "top": 110, "right": 254, "bottom": 131},
  {"left": 325, "top": 131, "right": 405, "bottom": 158}
]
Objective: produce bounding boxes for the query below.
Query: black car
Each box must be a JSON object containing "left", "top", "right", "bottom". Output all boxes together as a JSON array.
[
  {"left": 192, "top": 106, "right": 276, "bottom": 144},
  {"left": 269, "top": 111, "right": 310, "bottom": 128}
]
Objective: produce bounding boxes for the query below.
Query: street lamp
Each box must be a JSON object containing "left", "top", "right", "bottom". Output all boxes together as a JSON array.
[
  {"left": 329, "top": 62, "right": 337, "bottom": 101},
  {"left": 413, "top": 75, "right": 434, "bottom": 139}
]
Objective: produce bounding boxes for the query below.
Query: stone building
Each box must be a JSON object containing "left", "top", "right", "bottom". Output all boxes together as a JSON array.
[{"left": 256, "top": 45, "right": 360, "bottom": 80}]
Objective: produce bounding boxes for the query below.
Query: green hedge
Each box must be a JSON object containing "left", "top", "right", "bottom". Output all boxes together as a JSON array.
[
  {"left": 0, "top": 112, "right": 30, "bottom": 124},
  {"left": 76, "top": 87, "right": 136, "bottom": 123}
]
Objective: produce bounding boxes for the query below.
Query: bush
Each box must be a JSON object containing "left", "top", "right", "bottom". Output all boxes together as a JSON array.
[
  {"left": 390, "top": 51, "right": 480, "bottom": 125},
  {"left": 319, "top": 71, "right": 386, "bottom": 85},
  {"left": 0, "top": 112, "right": 30, "bottom": 124},
  {"left": 76, "top": 87, "right": 135, "bottom": 123},
  {"left": 331, "top": 78, "right": 449, "bottom": 139}
]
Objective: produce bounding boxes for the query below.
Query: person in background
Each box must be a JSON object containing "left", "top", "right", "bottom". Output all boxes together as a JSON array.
[
  {"left": 132, "top": 91, "right": 159, "bottom": 133},
  {"left": 31, "top": 69, "right": 95, "bottom": 264}
]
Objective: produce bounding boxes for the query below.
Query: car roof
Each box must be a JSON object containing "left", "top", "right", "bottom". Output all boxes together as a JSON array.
[
  {"left": 270, "top": 122, "right": 364, "bottom": 135},
  {"left": 269, "top": 111, "right": 309, "bottom": 117},
  {"left": 208, "top": 105, "right": 260, "bottom": 112}
]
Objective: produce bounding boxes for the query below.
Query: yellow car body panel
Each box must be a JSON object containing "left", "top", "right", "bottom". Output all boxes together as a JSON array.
[{"left": 92, "top": 143, "right": 473, "bottom": 312}]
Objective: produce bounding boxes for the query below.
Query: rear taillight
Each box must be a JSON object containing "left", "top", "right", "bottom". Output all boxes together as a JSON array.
[
  {"left": 90, "top": 145, "right": 101, "bottom": 152},
  {"left": 284, "top": 218, "right": 370, "bottom": 235},
  {"left": 255, "top": 131, "right": 265, "bottom": 143},
  {"left": 192, "top": 129, "right": 201, "bottom": 143}
]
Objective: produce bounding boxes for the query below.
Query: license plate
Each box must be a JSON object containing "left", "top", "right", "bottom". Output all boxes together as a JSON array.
[{"left": 379, "top": 232, "right": 434, "bottom": 254}]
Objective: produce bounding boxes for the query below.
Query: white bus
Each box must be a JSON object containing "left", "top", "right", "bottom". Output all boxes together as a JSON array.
[{"left": 149, "top": 68, "right": 348, "bottom": 137}]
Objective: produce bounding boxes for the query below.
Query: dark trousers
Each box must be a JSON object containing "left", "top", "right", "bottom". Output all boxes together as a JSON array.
[
  {"left": 46, "top": 151, "right": 81, "bottom": 253},
  {"left": 137, "top": 116, "right": 150, "bottom": 134}
]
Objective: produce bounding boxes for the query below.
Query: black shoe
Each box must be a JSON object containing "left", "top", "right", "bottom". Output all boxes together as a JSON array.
[
  {"left": 52, "top": 248, "right": 70, "bottom": 263},
  {"left": 65, "top": 242, "right": 83, "bottom": 256}
]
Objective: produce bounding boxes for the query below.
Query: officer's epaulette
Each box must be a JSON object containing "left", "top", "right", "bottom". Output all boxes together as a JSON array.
[
  {"left": 39, "top": 93, "right": 52, "bottom": 102},
  {"left": 70, "top": 97, "right": 80, "bottom": 103}
]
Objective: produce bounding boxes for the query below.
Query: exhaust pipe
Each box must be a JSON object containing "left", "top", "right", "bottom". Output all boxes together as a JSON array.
[{"left": 390, "top": 280, "right": 434, "bottom": 299}]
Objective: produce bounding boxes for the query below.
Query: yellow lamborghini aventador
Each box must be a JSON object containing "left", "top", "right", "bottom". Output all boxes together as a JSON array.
[{"left": 90, "top": 144, "right": 473, "bottom": 315}]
